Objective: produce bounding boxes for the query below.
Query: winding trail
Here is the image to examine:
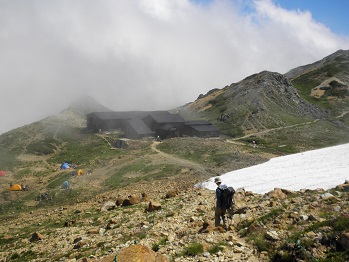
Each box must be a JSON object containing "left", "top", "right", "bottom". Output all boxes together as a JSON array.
[
  {"left": 228, "top": 119, "right": 320, "bottom": 142},
  {"left": 336, "top": 110, "right": 349, "bottom": 118},
  {"left": 230, "top": 109, "right": 348, "bottom": 143}
]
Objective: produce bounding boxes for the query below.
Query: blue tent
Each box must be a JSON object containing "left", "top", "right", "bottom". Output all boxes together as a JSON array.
[{"left": 60, "top": 163, "right": 70, "bottom": 169}]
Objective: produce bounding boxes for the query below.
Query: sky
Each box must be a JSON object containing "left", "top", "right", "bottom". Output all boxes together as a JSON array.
[
  {"left": 1, "top": 0, "right": 349, "bottom": 135},
  {"left": 197, "top": 142, "right": 349, "bottom": 194}
]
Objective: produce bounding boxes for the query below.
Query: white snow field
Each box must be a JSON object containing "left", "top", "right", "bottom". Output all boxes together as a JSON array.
[{"left": 197, "top": 143, "right": 349, "bottom": 194}]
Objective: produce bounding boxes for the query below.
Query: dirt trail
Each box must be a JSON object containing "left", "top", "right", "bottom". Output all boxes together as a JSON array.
[
  {"left": 336, "top": 110, "right": 349, "bottom": 118},
  {"left": 228, "top": 119, "right": 320, "bottom": 143},
  {"left": 230, "top": 109, "right": 348, "bottom": 143}
]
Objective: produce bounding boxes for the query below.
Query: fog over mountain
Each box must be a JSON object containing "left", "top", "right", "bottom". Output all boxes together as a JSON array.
[{"left": 1, "top": 0, "right": 349, "bottom": 134}]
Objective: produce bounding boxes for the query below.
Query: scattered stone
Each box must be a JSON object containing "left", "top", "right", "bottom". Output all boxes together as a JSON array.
[
  {"left": 320, "top": 193, "right": 337, "bottom": 200},
  {"left": 64, "top": 220, "right": 77, "bottom": 227},
  {"left": 87, "top": 228, "right": 99, "bottom": 234},
  {"left": 265, "top": 230, "right": 279, "bottom": 241},
  {"left": 101, "top": 201, "right": 116, "bottom": 211}
]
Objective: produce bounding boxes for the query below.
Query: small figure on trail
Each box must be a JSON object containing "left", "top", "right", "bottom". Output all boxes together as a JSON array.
[{"left": 214, "top": 177, "right": 235, "bottom": 230}]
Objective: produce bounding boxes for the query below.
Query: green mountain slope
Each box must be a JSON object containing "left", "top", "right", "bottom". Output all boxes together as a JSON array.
[
  {"left": 183, "top": 50, "right": 349, "bottom": 151},
  {"left": 285, "top": 49, "right": 349, "bottom": 114}
]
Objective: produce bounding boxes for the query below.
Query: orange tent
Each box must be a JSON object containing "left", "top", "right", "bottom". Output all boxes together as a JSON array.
[
  {"left": 9, "top": 184, "right": 22, "bottom": 191},
  {"left": 77, "top": 169, "right": 85, "bottom": 176}
]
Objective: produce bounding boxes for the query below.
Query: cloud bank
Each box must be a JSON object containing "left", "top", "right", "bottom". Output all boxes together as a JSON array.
[{"left": 0, "top": 0, "right": 348, "bottom": 134}]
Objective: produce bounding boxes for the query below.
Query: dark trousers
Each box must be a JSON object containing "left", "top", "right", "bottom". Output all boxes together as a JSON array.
[{"left": 215, "top": 207, "right": 226, "bottom": 227}]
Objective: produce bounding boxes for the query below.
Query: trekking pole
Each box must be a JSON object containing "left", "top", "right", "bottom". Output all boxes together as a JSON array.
[{"left": 294, "top": 239, "right": 318, "bottom": 262}]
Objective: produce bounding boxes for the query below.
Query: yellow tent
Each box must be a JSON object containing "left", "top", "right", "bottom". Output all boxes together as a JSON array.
[
  {"left": 77, "top": 169, "right": 84, "bottom": 176},
  {"left": 10, "top": 184, "right": 22, "bottom": 191}
]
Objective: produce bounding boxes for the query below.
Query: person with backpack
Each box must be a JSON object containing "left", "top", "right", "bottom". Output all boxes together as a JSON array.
[{"left": 214, "top": 177, "right": 235, "bottom": 229}]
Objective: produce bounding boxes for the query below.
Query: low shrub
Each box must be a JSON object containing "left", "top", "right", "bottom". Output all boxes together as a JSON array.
[{"left": 182, "top": 242, "right": 204, "bottom": 256}]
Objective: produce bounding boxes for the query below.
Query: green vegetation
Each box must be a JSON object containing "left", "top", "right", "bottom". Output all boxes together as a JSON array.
[
  {"left": 26, "top": 136, "right": 59, "bottom": 155},
  {"left": 46, "top": 172, "right": 71, "bottom": 189},
  {"left": 181, "top": 242, "right": 204, "bottom": 257},
  {"left": 157, "top": 138, "right": 249, "bottom": 167},
  {"left": 0, "top": 150, "right": 20, "bottom": 171},
  {"left": 152, "top": 237, "right": 168, "bottom": 252},
  {"left": 271, "top": 206, "right": 349, "bottom": 262},
  {"left": 104, "top": 161, "right": 180, "bottom": 189},
  {"left": 49, "top": 133, "right": 117, "bottom": 166},
  {"left": 291, "top": 59, "right": 349, "bottom": 110},
  {"left": 208, "top": 244, "right": 224, "bottom": 254}
]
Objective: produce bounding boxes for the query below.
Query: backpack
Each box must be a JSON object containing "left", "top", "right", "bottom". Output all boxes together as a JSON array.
[{"left": 219, "top": 186, "right": 235, "bottom": 208}]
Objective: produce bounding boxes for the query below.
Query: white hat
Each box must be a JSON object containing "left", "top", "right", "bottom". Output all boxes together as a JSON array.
[{"left": 214, "top": 177, "right": 222, "bottom": 183}]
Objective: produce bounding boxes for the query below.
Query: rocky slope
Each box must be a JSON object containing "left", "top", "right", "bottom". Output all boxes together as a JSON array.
[
  {"left": 285, "top": 49, "right": 349, "bottom": 81},
  {"left": 1, "top": 164, "right": 349, "bottom": 261},
  {"left": 183, "top": 50, "right": 349, "bottom": 150}
]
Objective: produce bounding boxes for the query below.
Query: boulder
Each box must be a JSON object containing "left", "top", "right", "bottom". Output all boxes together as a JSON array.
[
  {"left": 101, "top": 201, "right": 116, "bottom": 211},
  {"left": 265, "top": 230, "right": 280, "bottom": 241},
  {"left": 336, "top": 183, "right": 349, "bottom": 192},
  {"left": 64, "top": 220, "right": 77, "bottom": 227},
  {"left": 128, "top": 195, "right": 141, "bottom": 205},
  {"left": 141, "top": 192, "right": 150, "bottom": 202},
  {"left": 268, "top": 188, "right": 287, "bottom": 199},
  {"left": 198, "top": 220, "right": 214, "bottom": 233},
  {"left": 117, "top": 244, "right": 168, "bottom": 262},
  {"left": 338, "top": 232, "right": 349, "bottom": 250},
  {"left": 122, "top": 195, "right": 141, "bottom": 206},
  {"left": 87, "top": 228, "right": 99, "bottom": 234},
  {"left": 30, "top": 231, "right": 44, "bottom": 242},
  {"left": 146, "top": 201, "right": 162, "bottom": 212},
  {"left": 165, "top": 189, "right": 179, "bottom": 198},
  {"left": 320, "top": 193, "right": 336, "bottom": 201},
  {"left": 116, "top": 196, "right": 124, "bottom": 206}
]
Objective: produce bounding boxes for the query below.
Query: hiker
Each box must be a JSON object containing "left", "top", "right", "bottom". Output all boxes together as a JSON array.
[{"left": 214, "top": 177, "right": 234, "bottom": 229}]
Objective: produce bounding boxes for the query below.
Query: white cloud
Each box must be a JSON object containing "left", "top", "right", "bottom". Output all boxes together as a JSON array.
[{"left": 0, "top": 0, "right": 348, "bottom": 134}]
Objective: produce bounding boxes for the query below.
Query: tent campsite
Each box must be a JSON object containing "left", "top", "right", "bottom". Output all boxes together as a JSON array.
[
  {"left": 9, "top": 184, "right": 22, "bottom": 191},
  {"left": 61, "top": 181, "right": 70, "bottom": 189},
  {"left": 0, "top": 170, "right": 5, "bottom": 177},
  {"left": 71, "top": 169, "right": 85, "bottom": 176},
  {"left": 60, "top": 163, "right": 70, "bottom": 170}
]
